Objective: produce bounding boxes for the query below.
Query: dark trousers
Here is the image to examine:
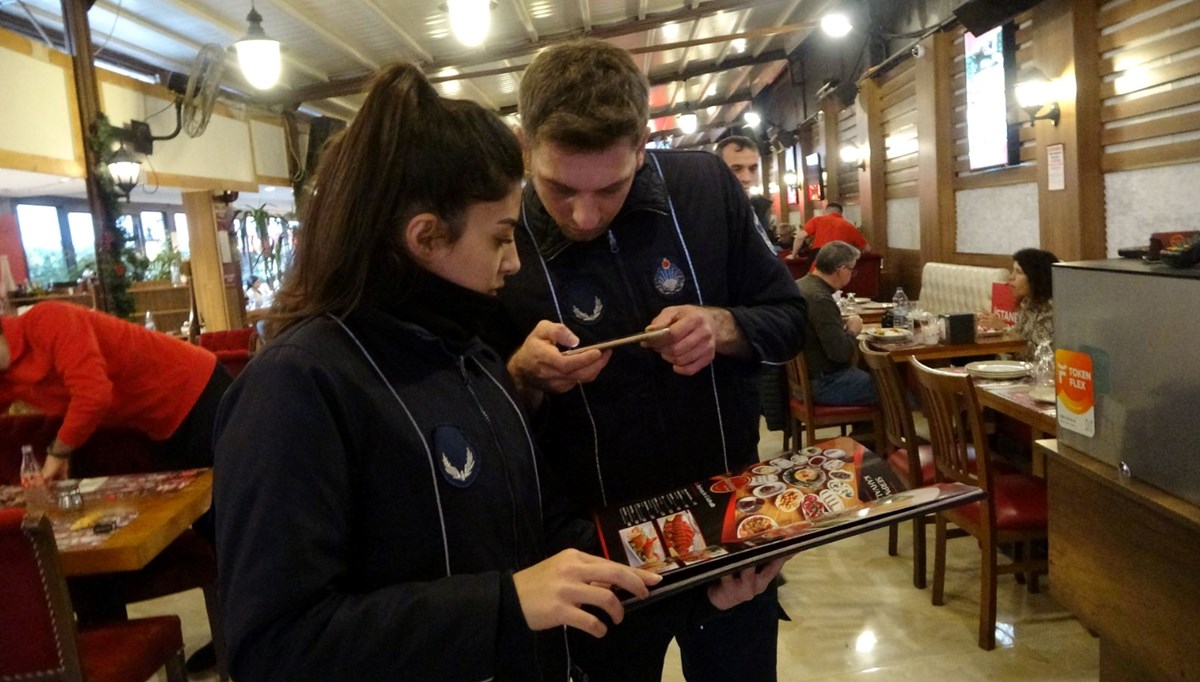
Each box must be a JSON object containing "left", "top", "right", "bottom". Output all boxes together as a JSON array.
[
  {"left": 159, "top": 363, "right": 232, "bottom": 543},
  {"left": 569, "top": 584, "right": 780, "bottom": 682}
]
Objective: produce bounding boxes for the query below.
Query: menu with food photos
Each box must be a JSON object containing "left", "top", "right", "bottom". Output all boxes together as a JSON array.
[{"left": 594, "top": 437, "right": 984, "bottom": 609}]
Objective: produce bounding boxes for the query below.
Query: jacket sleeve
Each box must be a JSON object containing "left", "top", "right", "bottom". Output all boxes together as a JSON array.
[
  {"left": 214, "top": 345, "right": 529, "bottom": 682},
  {"left": 711, "top": 159, "right": 807, "bottom": 365},
  {"left": 29, "top": 305, "right": 113, "bottom": 448}
]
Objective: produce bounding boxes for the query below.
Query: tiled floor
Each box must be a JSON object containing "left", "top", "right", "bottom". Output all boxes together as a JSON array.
[{"left": 131, "top": 423, "right": 1100, "bottom": 681}]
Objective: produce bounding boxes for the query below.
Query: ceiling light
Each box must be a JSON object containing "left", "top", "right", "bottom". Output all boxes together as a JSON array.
[
  {"left": 662, "top": 22, "right": 680, "bottom": 40},
  {"left": 677, "top": 109, "right": 698, "bottom": 134},
  {"left": 447, "top": 0, "right": 493, "bottom": 47},
  {"left": 821, "top": 13, "right": 853, "bottom": 38},
  {"left": 744, "top": 110, "right": 761, "bottom": 127},
  {"left": 235, "top": 2, "right": 282, "bottom": 90},
  {"left": 732, "top": 38, "right": 747, "bottom": 53}
]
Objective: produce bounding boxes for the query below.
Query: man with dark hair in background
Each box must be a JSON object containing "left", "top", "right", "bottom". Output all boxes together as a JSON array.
[{"left": 716, "top": 135, "right": 777, "bottom": 251}]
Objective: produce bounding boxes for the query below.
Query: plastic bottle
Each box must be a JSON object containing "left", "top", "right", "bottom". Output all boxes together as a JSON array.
[
  {"left": 891, "top": 287, "right": 911, "bottom": 332},
  {"left": 19, "top": 445, "right": 49, "bottom": 514},
  {"left": 144, "top": 310, "right": 157, "bottom": 331}
]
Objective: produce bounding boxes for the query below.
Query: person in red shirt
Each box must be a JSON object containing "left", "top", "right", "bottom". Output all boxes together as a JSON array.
[
  {"left": 0, "top": 301, "right": 231, "bottom": 481},
  {"left": 801, "top": 201, "right": 869, "bottom": 251}
]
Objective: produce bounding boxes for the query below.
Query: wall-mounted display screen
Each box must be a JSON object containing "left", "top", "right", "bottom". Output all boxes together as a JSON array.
[{"left": 963, "top": 24, "right": 1018, "bottom": 170}]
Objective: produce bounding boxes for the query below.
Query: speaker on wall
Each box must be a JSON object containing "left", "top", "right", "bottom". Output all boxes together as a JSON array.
[{"left": 954, "top": 0, "right": 1040, "bottom": 36}]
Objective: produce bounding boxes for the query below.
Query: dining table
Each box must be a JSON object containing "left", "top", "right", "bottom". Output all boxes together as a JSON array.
[
  {"left": 973, "top": 378, "right": 1058, "bottom": 476},
  {"left": 1, "top": 469, "right": 213, "bottom": 576},
  {"left": 864, "top": 328, "right": 1029, "bottom": 363}
]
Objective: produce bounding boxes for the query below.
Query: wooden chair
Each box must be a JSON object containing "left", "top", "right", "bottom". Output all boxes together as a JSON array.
[
  {"left": 0, "top": 509, "right": 187, "bottom": 682},
  {"left": 785, "top": 353, "right": 882, "bottom": 449},
  {"left": 859, "top": 340, "right": 934, "bottom": 588},
  {"left": 908, "top": 357, "right": 1048, "bottom": 650}
]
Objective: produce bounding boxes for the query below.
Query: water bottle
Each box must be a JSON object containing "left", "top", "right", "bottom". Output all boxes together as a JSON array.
[
  {"left": 19, "top": 445, "right": 50, "bottom": 514},
  {"left": 891, "top": 287, "right": 911, "bottom": 332},
  {"left": 144, "top": 310, "right": 157, "bottom": 331}
]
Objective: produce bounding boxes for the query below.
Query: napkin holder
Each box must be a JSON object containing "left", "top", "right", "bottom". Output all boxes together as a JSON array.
[{"left": 939, "top": 313, "right": 975, "bottom": 345}]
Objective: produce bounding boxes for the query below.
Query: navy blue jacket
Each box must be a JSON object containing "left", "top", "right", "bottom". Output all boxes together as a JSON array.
[
  {"left": 492, "top": 150, "right": 806, "bottom": 510},
  {"left": 214, "top": 305, "right": 570, "bottom": 681}
]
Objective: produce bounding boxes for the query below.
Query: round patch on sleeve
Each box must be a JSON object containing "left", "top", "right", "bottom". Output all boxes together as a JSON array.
[{"left": 433, "top": 425, "right": 480, "bottom": 488}]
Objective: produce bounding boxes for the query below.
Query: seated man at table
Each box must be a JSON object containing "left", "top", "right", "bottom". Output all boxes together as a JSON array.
[{"left": 796, "top": 241, "right": 878, "bottom": 406}]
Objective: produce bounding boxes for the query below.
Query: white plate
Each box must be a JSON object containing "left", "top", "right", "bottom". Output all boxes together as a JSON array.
[
  {"left": 860, "top": 302, "right": 894, "bottom": 310},
  {"left": 1028, "top": 386, "right": 1057, "bottom": 403},
  {"left": 965, "top": 360, "right": 1032, "bottom": 380},
  {"left": 866, "top": 328, "right": 912, "bottom": 344}
]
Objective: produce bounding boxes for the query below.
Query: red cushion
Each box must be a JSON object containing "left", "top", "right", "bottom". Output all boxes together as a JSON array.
[
  {"left": 78, "top": 616, "right": 183, "bottom": 682},
  {"left": 956, "top": 474, "right": 1048, "bottom": 531},
  {"left": 198, "top": 328, "right": 254, "bottom": 353},
  {"left": 887, "top": 444, "right": 935, "bottom": 486},
  {"left": 213, "top": 349, "right": 251, "bottom": 377},
  {"left": 789, "top": 397, "right": 876, "bottom": 418}
]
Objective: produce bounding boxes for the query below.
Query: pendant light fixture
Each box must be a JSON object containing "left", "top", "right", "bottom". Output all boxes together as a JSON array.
[
  {"left": 235, "top": 2, "right": 282, "bottom": 90},
  {"left": 446, "top": 0, "right": 493, "bottom": 47}
]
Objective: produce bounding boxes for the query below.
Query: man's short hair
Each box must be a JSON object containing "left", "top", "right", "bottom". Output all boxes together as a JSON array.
[
  {"left": 814, "top": 240, "right": 860, "bottom": 275},
  {"left": 716, "top": 135, "right": 759, "bottom": 157},
  {"left": 825, "top": 201, "right": 843, "bottom": 213},
  {"left": 518, "top": 39, "right": 649, "bottom": 151}
]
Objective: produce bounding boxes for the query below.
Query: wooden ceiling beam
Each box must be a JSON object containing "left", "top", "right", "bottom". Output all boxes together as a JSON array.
[{"left": 285, "top": 19, "right": 805, "bottom": 105}]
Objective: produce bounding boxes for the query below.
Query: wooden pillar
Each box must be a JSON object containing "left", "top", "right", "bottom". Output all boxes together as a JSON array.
[
  {"left": 61, "top": 0, "right": 113, "bottom": 312},
  {"left": 915, "top": 31, "right": 957, "bottom": 265},
  {"left": 182, "top": 191, "right": 231, "bottom": 333},
  {"left": 857, "top": 77, "right": 887, "bottom": 252},
  {"left": 1031, "top": 0, "right": 1105, "bottom": 261},
  {"left": 821, "top": 98, "right": 842, "bottom": 203}
]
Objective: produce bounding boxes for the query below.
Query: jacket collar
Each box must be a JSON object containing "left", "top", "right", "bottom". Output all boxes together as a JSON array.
[{"left": 521, "top": 153, "right": 671, "bottom": 259}]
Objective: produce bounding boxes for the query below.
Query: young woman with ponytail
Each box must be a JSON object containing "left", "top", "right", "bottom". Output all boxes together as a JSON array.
[{"left": 213, "top": 64, "right": 659, "bottom": 681}]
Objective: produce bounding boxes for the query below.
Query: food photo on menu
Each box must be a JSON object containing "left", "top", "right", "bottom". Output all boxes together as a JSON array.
[{"left": 594, "top": 436, "right": 985, "bottom": 607}]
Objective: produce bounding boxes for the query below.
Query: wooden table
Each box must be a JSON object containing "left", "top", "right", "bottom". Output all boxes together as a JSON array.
[
  {"left": 975, "top": 379, "right": 1057, "bottom": 476},
  {"left": 1041, "top": 440, "right": 1200, "bottom": 681},
  {"left": 5, "top": 470, "right": 213, "bottom": 576},
  {"left": 870, "top": 332, "right": 1028, "bottom": 363}
]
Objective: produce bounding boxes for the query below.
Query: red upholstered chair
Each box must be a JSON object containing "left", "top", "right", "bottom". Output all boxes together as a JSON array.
[
  {"left": 198, "top": 328, "right": 257, "bottom": 377},
  {"left": 785, "top": 353, "right": 881, "bottom": 449},
  {"left": 859, "top": 341, "right": 933, "bottom": 588},
  {"left": 0, "top": 508, "right": 187, "bottom": 682},
  {"left": 908, "top": 357, "right": 1048, "bottom": 650},
  {"left": 0, "top": 414, "right": 228, "bottom": 680}
]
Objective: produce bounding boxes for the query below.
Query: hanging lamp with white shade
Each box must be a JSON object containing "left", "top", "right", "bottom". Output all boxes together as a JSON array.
[{"left": 235, "top": 2, "right": 282, "bottom": 90}]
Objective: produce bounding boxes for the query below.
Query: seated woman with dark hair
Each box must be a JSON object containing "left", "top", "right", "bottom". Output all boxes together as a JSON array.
[{"left": 978, "top": 247, "right": 1060, "bottom": 359}]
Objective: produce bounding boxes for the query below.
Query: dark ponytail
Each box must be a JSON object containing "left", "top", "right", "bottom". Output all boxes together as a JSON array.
[{"left": 270, "top": 64, "right": 523, "bottom": 335}]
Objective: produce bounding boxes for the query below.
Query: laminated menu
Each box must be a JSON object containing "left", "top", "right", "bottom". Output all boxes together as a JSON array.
[{"left": 595, "top": 436, "right": 984, "bottom": 609}]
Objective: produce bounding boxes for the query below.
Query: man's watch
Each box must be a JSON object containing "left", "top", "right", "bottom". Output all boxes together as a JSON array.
[{"left": 48, "top": 448, "right": 72, "bottom": 460}]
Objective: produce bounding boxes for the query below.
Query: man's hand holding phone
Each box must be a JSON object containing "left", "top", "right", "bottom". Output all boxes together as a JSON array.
[{"left": 509, "top": 321, "right": 612, "bottom": 397}]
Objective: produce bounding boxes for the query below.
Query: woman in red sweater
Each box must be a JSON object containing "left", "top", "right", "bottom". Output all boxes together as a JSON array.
[{"left": 0, "top": 301, "right": 231, "bottom": 480}]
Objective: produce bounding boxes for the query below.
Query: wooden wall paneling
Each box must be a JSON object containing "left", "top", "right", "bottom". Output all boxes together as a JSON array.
[
  {"left": 1097, "top": 0, "right": 1172, "bottom": 28},
  {"left": 1101, "top": 81, "right": 1200, "bottom": 122},
  {"left": 857, "top": 77, "right": 887, "bottom": 253},
  {"left": 1098, "top": 1, "right": 1200, "bottom": 53},
  {"left": 1101, "top": 110, "right": 1200, "bottom": 146},
  {"left": 915, "top": 31, "right": 956, "bottom": 265},
  {"left": 1103, "top": 138, "right": 1200, "bottom": 171},
  {"left": 836, "top": 107, "right": 859, "bottom": 201},
  {"left": 1099, "top": 25, "right": 1200, "bottom": 76},
  {"left": 1032, "top": 0, "right": 1106, "bottom": 261},
  {"left": 1099, "top": 53, "right": 1200, "bottom": 100}
]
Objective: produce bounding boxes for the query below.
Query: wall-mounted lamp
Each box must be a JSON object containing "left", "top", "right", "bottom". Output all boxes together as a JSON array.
[
  {"left": 783, "top": 170, "right": 799, "bottom": 187},
  {"left": 235, "top": 2, "right": 282, "bottom": 90},
  {"left": 840, "top": 144, "right": 866, "bottom": 170},
  {"left": 743, "top": 110, "right": 762, "bottom": 128},
  {"left": 1014, "top": 67, "right": 1060, "bottom": 127},
  {"left": 106, "top": 145, "right": 142, "bottom": 200},
  {"left": 444, "top": 0, "right": 496, "bottom": 47}
]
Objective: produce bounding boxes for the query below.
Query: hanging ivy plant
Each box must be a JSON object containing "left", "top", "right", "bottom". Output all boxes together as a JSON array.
[{"left": 89, "top": 114, "right": 135, "bottom": 319}]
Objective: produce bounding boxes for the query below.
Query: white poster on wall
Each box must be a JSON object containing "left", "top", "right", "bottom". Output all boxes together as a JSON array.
[{"left": 1047, "top": 143, "right": 1065, "bottom": 191}]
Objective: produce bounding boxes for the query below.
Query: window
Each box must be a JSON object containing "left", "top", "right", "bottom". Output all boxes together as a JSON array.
[
  {"left": 66, "top": 213, "right": 96, "bottom": 270},
  {"left": 172, "top": 213, "right": 190, "bottom": 257},
  {"left": 140, "top": 211, "right": 167, "bottom": 261},
  {"left": 15, "top": 204, "right": 67, "bottom": 285}
]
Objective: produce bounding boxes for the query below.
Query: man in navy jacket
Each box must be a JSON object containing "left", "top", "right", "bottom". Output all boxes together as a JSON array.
[{"left": 490, "top": 39, "right": 807, "bottom": 682}]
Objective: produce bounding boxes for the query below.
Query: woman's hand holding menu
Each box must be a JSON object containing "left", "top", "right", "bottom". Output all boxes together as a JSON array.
[
  {"left": 513, "top": 549, "right": 662, "bottom": 637},
  {"left": 705, "top": 557, "right": 788, "bottom": 611}
]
